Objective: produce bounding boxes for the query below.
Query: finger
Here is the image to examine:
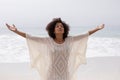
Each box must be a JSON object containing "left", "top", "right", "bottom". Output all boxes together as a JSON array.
[
  {"left": 12, "top": 24, "right": 16, "bottom": 27},
  {"left": 102, "top": 24, "right": 105, "bottom": 26},
  {"left": 6, "top": 23, "right": 9, "bottom": 26},
  {"left": 103, "top": 24, "right": 105, "bottom": 26},
  {"left": 102, "top": 24, "right": 105, "bottom": 28},
  {"left": 6, "top": 23, "right": 10, "bottom": 27}
]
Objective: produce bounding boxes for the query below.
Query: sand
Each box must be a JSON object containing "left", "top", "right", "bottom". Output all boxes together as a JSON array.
[{"left": 0, "top": 56, "right": 120, "bottom": 80}]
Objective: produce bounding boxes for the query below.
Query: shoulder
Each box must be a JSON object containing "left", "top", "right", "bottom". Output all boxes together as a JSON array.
[
  {"left": 67, "top": 32, "right": 89, "bottom": 42},
  {"left": 26, "top": 33, "right": 50, "bottom": 42}
]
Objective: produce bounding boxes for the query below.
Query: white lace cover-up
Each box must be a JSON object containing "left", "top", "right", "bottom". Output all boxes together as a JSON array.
[{"left": 26, "top": 32, "right": 89, "bottom": 80}]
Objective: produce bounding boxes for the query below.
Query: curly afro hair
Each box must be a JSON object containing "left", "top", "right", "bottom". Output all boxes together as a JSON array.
[{"left": 46, "top": 18, "right": 70, "bottom": 39}]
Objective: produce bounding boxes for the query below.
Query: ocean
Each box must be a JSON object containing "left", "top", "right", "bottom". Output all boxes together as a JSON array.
[{"left": 0, "top": 26, "right": 120, "bottom": 63}]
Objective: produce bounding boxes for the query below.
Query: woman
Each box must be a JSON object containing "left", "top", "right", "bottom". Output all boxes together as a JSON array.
[{"left": 6, "top": 18, "right": 104, "bottom": 80}]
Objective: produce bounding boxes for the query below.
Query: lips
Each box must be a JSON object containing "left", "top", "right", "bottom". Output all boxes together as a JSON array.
[
  {"left": 58, "top": 29, "right": 62, "bottom": 31},
  {"left": 58, "top": 28, "right": 62, "bottom": 30}
]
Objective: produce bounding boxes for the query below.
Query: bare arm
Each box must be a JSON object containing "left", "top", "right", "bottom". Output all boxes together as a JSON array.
[
  {"left": 6, "top": 23, "right": 26, "bottom": 38},
  {"left": 88, "top": 24, "right": 105, "bottom": 35}
]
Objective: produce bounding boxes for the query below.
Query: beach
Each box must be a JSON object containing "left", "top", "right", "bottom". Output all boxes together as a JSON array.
[
  {"left": 0, "top": 26, "right": 120, "bottom": 80},
  {"left": 0, "top": 0, "right": 120, "bottom": 79},
  {"left": 0, "top": 56, "right": 120, "bottom": 80},
  {"left": 0, "top": 62, "right": 40, "bottom": 80}
]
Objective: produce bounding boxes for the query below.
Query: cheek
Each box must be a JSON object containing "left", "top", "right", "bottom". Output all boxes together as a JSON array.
[
  {"left": 63, "top": 28, "right": 65, "bottom": 32},
  {"left": 54, "top": 28, "right": 57, "bottom": 33}
]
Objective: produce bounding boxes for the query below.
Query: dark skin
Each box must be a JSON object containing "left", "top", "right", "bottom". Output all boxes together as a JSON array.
[{"left": 5, "top": 23, "right": 105, "bottom": 44}]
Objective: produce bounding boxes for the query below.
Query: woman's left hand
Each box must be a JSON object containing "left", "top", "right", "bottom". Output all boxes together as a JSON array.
[{"left": 97, "top": 24, "right": 105, "bottom": 30}]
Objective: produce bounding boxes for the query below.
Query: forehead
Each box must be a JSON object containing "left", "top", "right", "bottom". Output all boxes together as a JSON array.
[{"left": 55, "top": 22, "right": 63, "bottom": 26}]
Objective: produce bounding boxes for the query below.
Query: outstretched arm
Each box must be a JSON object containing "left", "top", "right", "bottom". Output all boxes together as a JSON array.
[
  {"left": 6, "top": 23, "right": 26, "bottom": 38},
  {"left": 88, "top": 24, "right": 105, "bottom": 35}
]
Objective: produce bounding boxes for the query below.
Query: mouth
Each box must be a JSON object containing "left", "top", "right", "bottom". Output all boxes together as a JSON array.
[{"left": 58, "top": 29, "right": 62, "bottom": 31}]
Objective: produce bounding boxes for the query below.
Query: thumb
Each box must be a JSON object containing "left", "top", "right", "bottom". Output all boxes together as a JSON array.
[{"left": 12, "top": 24, "right": 16, "bottom": 27}]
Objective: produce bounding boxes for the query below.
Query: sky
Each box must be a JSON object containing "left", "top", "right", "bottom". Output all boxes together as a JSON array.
[{"left": 0, "top": 0, "right": 120, "bottom": 28}]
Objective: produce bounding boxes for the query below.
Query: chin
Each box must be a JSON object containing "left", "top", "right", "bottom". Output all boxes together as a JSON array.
[{"left": 56, "top": 32, "right": 64, "bottom": 34}]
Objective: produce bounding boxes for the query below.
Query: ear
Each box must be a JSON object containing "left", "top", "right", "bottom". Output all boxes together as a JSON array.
[
  {"left": 54, "top": 30, "right": 56, "bottom": 34},
  {"left": 54, "top": 27, "right": 56, "bottom": 33}
]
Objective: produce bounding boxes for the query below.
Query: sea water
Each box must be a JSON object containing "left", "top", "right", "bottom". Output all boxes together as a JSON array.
[{"left": 0, "top": 26, "right": 120, "bottom": 63}]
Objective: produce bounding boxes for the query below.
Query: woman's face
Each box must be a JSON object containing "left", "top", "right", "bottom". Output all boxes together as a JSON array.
[{"left": 54, "top": 22, "right": 64, "bottom": 34}]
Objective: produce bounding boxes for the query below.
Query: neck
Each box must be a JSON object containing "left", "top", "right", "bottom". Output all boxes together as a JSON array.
[{"left": 54, "top": 34, "right": 64, "bottom": 43}]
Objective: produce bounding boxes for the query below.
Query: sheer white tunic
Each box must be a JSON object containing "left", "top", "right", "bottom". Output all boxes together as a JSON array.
[{"left": 26, "top": 32, "right": 89, "bottom": 80}]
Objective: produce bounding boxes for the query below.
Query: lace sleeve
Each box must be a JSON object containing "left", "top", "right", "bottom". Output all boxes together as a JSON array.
[{"left": 26, "top": 34, "right": 48, "bottom": 68}]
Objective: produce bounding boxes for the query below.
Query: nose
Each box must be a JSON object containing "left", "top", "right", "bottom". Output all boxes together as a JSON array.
[{"left": 58, "top": 26, "right": 62, "bottom": 29}]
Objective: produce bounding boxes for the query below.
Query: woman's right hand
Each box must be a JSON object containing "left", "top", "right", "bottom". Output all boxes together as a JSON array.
[
  {"left": 6, "top": 23, "right": 26, "bottom": 38},
  {"left": 6, "top": 23, "right": 17, "bottom": 32}
]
